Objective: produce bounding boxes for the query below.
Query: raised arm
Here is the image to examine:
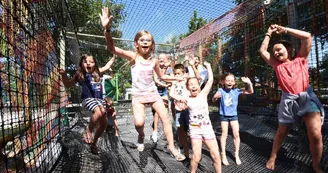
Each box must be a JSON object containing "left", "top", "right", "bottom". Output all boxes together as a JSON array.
[
  {"left": 280, "top": 26, "right": 312, "bottom": 58},
  {"left": 200, "top": 61, "right": 213, "bottom": 96},
  {"left": 99, "top": 55, "right": 115, "bottom": 73},
  {"left": 188, "top": 56, "right": 201, "bottom": 81},
  {"left": 240, "top": 77, "right": 254, "bottom": 95},
  {"left": 100, "top": 7, "right": 135, "bottom": 61},
  {"left": 258, "top": 24, "right": 280, "bottom": 67},
  {"left": 58, "top": 68, "right": 77, "bottom": 88}
]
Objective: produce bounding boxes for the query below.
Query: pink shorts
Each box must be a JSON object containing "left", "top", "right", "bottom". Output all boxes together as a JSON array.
[
  {"left": 189, "top": 125, "right": 216, "bottom": 140},
  {"left": 132, "top": 90, "right": 163, "bottom": 106}
]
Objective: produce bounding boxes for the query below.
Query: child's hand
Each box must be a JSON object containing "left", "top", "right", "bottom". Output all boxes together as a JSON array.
[
  {"left": 275, "top": 25, "right": 287, "bottom": 35},
  {"left": 189, "top": 57, "right": 195, "bottom": 66},
  {"left": 267, "top": 24, "right": 278, "bottom": 35},
  {"left": 99, "top": 7, "right": 113, "bottom": 29},
  {"left": 203, "top": 61, "right": 210, "bottom": 67},
  {"left": 241, "top": 77, "right": 252, "bottom": 85}
]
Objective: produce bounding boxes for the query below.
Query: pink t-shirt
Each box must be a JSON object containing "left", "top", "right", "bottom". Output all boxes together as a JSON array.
[{"left": 274, "top": 55, "right": 309, "bottom": 94}]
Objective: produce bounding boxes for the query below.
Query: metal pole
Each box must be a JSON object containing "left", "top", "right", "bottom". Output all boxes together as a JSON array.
[{"left": 115, "top": 73, "right": 119, "bottom": 101}]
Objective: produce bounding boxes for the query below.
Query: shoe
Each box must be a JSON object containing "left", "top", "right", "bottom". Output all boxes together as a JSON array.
[
  {"left": 152, "top": 131, "right": 158, "bottom": 143},
  {"left": 136, "top": 143, "right": 144, "bottom": 152},
  {"left": 169, "top": 147, "right": 186, "bottom": 161}
]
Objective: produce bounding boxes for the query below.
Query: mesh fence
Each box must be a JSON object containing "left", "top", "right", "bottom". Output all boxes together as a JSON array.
[
  {"left": 0, "top": 0, "right": 327, "bottom": 172},
  {"left": 177, "top": 0, "right": 328, "bottom": 115},
  {"left": 0, "top": 0, "right": 70, "bottom": 172}
]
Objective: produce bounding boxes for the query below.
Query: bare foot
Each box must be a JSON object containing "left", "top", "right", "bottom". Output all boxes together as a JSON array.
[
  {"left": 235, "top": 156, "right": 241, "bottom": 165},
  {"left": 266, "top": 157, "right": 276, "bottom": 170},
  {"left": 221, "top": 153, "right": 229, "bottom": 166}
]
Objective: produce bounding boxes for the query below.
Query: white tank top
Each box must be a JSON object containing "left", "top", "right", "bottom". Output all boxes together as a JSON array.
[{"left": 131, "top": 58, "right": 157, "bottom": 93}]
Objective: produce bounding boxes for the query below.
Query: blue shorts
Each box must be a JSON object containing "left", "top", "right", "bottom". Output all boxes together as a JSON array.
[
  {"left": 176, "top": 110, "right": 189, "bottom": 127},
  {"left": 220, "top": 115, "right": 238, "bottom": 122},
  {"left": 308, "top": 101, "right": 320, "bottom": 112},
  {"left": 157, "top": 87, "right": 167, "bottom": 97}
]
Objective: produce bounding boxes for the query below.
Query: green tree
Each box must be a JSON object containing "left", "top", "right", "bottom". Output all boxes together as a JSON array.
[{"left": 179, "top": 11, "right": 208, "bottom": 40}]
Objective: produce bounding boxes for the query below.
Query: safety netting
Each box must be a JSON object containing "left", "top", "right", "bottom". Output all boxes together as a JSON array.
[{"left": 0, "top": 0, "right": 327, "bottom": 173}]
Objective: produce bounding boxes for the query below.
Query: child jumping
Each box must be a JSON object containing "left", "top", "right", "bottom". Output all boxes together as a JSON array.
[
  {"left": 259, "top": 24, "right": 324, "bottom": 173},
  {"left": 151, "top": 53, "right": 173, "bottom": 143},
  {"left": 170, "top": 61, "right": 221, "bottom": 173},
  {"left": 212, "top": 74, "right": 253, "bottom": 165},
  {"left": 59, "top": 54, "right": 115, "bottom": 154},
  {"left": 100, "top": 7, "right": 185, "bottom": 161}
]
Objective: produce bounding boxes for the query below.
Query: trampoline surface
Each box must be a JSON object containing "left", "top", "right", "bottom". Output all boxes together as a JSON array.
[{"left": 50, "top": 102, "right": 328, "bottom": 173}]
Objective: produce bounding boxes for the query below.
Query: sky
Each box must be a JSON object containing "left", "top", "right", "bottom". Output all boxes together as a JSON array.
[{"left": 113, "top": 0, "right": 237, "bottom": 43}]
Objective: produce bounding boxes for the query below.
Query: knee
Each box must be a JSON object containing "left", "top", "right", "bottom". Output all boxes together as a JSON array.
[
  {"left": 192, "top": 154, "right": 201, "bottom": 163},
  {"left": 233, "top": 131, "right": 240, "bottom": 139},
  {"left": 135, "top": 122, "right": 144, "bottom": 128},
  {"left": 221, "top": 133, "right": 228, "bottom": 138},
  {"left": 211, "top": 152, "right": 221, "bottom": 163},
  {"left": 309, "top": 132, "right": 322, "bottom": 144}
]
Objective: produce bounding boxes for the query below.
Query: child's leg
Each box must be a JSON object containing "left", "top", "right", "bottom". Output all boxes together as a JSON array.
[
  {"left": 230, "top": 120, "right": 241, "bottom": 165},
  {"left": 220, "top": 121, "right": 229, "bottom": 165},
  {"left": 132, "top": 103, "right": 146, "bottom": 143},
  {"left": 152, "top": 101, "right": 175, "bottom": 150},
  {"left": 152, "top": 112, "right": 159, "bottom": 142},
  {"left": 190, "top": 139, "right": 203, "bottom": 173},
  {"left": 303, "top": 112, "right": 323, "bottom": 173},
  {"left": 177, "top": 126, "right": 189, "bottom": 158},
  {"left": 113, "top": 115, "right": 119, "bottom": 136},
  {"left": 266, "top": 124, "right": 289, "bottom": 170},
  {"left": 204, "top": 139, "right": 222, "bottom": 173},
  {"left": 93, "top": 114, "right": 108, "bottom": 145},
  {"left": 85, "top": 106, "right": 105, "bottom": 142}
]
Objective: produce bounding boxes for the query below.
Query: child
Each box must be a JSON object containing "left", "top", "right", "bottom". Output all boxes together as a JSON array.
[
  {"left": 259, "top": 24, "right": 324, "bottom": 173},
  {"left": 59, "top": 54, "right": 115, "bottom": 154},
  {"left": 212, "top": 74, "right": 254, "bottom": 165},
  {"left": 187, "top": 55, "right": 208, "bottom": 89},
  {"left": 169, "top": 63, "right": 190, "bottom": 159},
  {"left": 105, "top": 97, "right": 118, "bottom": 137},
  {"left": 151, "top": 53, "right": 173, "bottom": 143},
  {"left": 100, "top": 7, "right": 185, "bottom": 161},
  {"left": 170, "top": 61, "right": 221, "bottom": 173}
]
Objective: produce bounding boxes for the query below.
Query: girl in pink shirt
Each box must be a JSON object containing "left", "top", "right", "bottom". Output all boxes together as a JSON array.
[{"left": 259, "top": 24, "right": 324, "bottom": 173}]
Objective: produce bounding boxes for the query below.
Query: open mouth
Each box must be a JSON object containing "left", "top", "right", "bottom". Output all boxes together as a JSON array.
[{"left": 87, "top": 67, "right": 92, "bottom": 71}]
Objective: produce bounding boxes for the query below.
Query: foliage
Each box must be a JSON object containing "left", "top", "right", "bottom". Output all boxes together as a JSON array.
[
  {"left": 60, "top": 0, "right": 132, "bottom": 102},
  {"left": 179, "top": 11, "right": 208, "bottom": 40}
]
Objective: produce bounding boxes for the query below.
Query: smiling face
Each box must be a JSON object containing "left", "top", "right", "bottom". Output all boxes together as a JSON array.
[
  {"left": 134, "top": 30, "right": 155, "bottom": 57},
  {"left": 158, "top": 54, "right": 170, "bottom": 69},
  {"left": 273, "top": 43, "right": 290, "bottom": 62},
  {"left": 223, "top": 74, "right": 236, "bottom": 89},
  {"left": 82, "top": 56, "right": 96, "bottom": 73},
  {"left": 187, "top": 78, "right": 200, "bottom": 97}
]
